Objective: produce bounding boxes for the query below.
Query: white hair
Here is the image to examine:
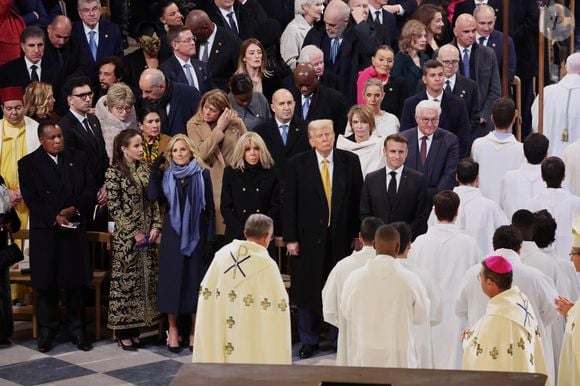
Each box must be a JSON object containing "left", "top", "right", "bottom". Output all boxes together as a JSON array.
[
  {"left": 415, "top": 100, "right": 442, "bottom": 118},
  {"left": 298, "top": 45, "right": 324, "bottom": 63},
  {"left": 566, "top": 52, "right": 580, "bottom": 75}
]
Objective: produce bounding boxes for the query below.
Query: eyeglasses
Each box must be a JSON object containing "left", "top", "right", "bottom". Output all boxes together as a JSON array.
[
  {"left": 73, "top": 91, "right": 94, "bottom": 100},
  {"left": 175, "top": 37, "right": 196, "bottom": 44},
  {"left": 114, "top": 105, "right": 132, "bottom": 113},
  {"left": 440, "top": 59, "right": 460, "bottom": 66},
  {"left": 420, "top": 118, "right": 439, "bottom": 124}
]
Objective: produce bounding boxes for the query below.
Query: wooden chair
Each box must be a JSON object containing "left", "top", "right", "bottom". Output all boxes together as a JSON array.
[{"left": 9, "top": 230, "right": 111, "bottom": 340}]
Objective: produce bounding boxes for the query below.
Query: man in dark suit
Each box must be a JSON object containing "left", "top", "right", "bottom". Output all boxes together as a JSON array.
[
  {"left": 58, "top": 76, "right": 108, "bottom": 227},
  {"left": 186, "top": 9, "right": 241, "bottom": 92},
  {"left": 368, "top": 0, "right": 415, "bottom": 42},
  {"left": 401, "top": 60, "right": 471, "bottom": 157},
  {"left": 452, "top": 0, "right": 503, "bottom": 30},
  {"left": 360, "top": 133, "right": 428, "bottom": 238},
  {"left": 349, "top": 0, "right": 392, "bottom": 47},
  {"left": 429, "top": 44, "right": 481, "bottom": 139},
  {"left": 254, "top": 88, "right": 309, "bottom": 178},
  {"left": 45, "top": 16, "right": 86, "bottom": 78},
  {"left": 474, "top": 5, "right": 516, "bottom": 85},
  {"left": 302, "top": 0, "right": 379, "bottom": 105},
  {"left": 401, "top": 100, "right": 458, "bottom": 198},
  {"left": 159, "top": 25, "right": 213, "bottom": 96},
  {"left": 0, "top": 26, "right": 66, "bottom": 115},
  {"left": 203, "top": 0, "right": 267, "bottom": 40},
  {"left": 283, "top": 119, "right": 363, "bottom": 359},
  {"left": 93, "top": 56, "right": 123, "bottom": 105},
  {"left": 139, "top": 68, "right": 200, "bottom": 136},
  {"left": 72, "top": 0, "right": 123, "bottom": 86},
  {"left": 292, "top": 63, "right": 347, "bottom": 139},
  {"left": 19, "top": 121, "right": 97, "bottom": 353},
  {"left": 453, "top": 14, "right": 501, "bottom": 132}
]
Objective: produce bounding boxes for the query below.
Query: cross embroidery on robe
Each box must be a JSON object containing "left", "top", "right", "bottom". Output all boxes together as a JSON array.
[
  {"left": 261, "top": 298, "right": 271, "bottom": 310},
  {"left": 278, "top": 299, "right": 288, "bottom": 312},
  {"left": 224, "top": 245, "right": 252, "bottom": 279},
  {"left": 489, "top": 347, "right": 499, "bottom": 359},
  {"left": 225, "top": 342, "right": 234, "bottom": 355},
  {"left": 516, "top": 297, "right": 534, "bottom": 328},
  {"left": 202, "top": 288, "right": 212, "bottom": 300},
  {"left": 228, "top": 290, "right": 237, "bottom": 302},
  {"left": 243, "top": 294, "right": 254, "bottom": 306},
  {"left": 226, "top": 316, "right": 235, "bottom": 328}
]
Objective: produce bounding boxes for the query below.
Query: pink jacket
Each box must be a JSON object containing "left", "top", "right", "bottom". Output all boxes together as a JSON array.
[{"left": 356, "top": 66, "right": 389, "bottom": 105}]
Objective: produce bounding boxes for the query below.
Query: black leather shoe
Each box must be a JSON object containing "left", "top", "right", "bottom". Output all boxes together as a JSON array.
[
  {"left": 37, "top": 337, "right": 53, "bottom": 353},
  {"left": 118, "top": 339, "right": 138, "bottom": 352},
  {"left": 71, "top": 335, "right": 92, "bottom": 351},
  {"left": 298, "top": 344, "right": 319, "bottom": 359}
]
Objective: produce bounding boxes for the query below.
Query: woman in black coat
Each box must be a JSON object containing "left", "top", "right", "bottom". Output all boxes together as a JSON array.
[{"left": 220, "top": 132, "right": 281, "bottom": 244}]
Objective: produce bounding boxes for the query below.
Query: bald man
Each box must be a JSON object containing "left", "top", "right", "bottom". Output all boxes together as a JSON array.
[
  {"left": 292, "top": 63, "right": 347, "bottom": 138},
  {"left": 254, "top": 88, "right": 309, "bottom": 177},
  {"left": 138, "top": 68, "right": 200, "bottom": 136},
  {"left": 339, "top": 225, "right": 429, "bottom": 367},
  {"left": 532, "top": 52, "right": 580, "bottom": 157},
  {"left": 186, "top": 9, "right": 241, "bottom": 91},
  {"left": 453, "top": 14, "right": 500, "bottom": 135},
  {"left": 44, "top": 16, "right": 86, "bottom": 77}
]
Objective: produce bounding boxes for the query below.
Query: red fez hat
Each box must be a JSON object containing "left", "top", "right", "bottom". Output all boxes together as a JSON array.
[
  {"left": 483, "top": 255, "right": 512, "bottom": 274},
  {"left": 0, "top": 87, "right": 24, "bottom": 104}
]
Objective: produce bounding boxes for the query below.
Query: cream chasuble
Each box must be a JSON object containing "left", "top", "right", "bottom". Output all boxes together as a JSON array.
[{"left": 558, "top": 299, "right": 580, "bottom": 386}]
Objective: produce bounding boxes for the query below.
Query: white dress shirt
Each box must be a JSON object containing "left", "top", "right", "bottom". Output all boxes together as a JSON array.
[
  {"left": 416, "top": 130, "right": 434, "bottom": 156},
  {"left": 315, "top": 149, "right": 334, "bottom": 191},
  {"left": 385, "top": 164, "right": 404, "bottom": 192},
  {"left": 24, "top": 57, "right": 42, "bottom": 80}
]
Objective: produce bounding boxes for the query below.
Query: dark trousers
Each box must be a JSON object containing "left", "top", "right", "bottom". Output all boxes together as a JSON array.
[{"left": 36, "top": 287, "right": 86, "bottom": 339}]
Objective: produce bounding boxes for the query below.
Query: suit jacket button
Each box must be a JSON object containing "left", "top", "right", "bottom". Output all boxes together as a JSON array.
[
  {"left": 242, "top": 209, "right": 246, "bottom": 213},
  {"left": 256, "top": 209, "right": 260, "bottom": 213},
  {"left": 256, "top": 188, "right": 259, "bottom": 192},
  {"left": 242, "top": 187, "right": 246, "bottom": 191}
]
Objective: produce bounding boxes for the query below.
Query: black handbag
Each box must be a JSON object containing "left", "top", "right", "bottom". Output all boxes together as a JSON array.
[{"left": 0, "top": 233, "right": 24, "bottom": 271}]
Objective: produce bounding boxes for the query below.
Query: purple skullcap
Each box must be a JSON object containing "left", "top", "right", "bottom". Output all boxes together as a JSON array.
[{"left": 484, "top": 255, "right": 512, "bottom": 274}]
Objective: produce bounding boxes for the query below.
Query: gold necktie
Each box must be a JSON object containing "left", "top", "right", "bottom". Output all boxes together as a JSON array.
[{"left": 321, "top": 159, "right": 331, "bottom": 225}]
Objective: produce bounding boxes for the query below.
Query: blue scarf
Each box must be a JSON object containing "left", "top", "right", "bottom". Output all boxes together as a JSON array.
[{"left": 162, "top": 160, "right": 206, "bottom": 256}]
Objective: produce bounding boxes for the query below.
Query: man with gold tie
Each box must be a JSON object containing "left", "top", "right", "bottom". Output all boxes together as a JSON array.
[{"left": 283, "top": 119, "right": 363, "bottom": 359}]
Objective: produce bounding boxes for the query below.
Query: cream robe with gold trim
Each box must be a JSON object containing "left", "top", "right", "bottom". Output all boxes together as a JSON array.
[
  {"left": 463, "top": 286, "right": 550, "bottom": 386},
  {"left": 192, "top": 239, "right": 291, "bottom": 364},
  {"left": 558, "top": 299, "right": 580, "bottom": 386}
]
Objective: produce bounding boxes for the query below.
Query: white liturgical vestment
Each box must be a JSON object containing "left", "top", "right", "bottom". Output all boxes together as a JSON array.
[
  {"left": 471, "top": 132, "right": 524, "bottom": 203},
  {"left": 322, "top": 246, "right": 376, "bottom": 366},
  {"left": 193, "top": 239, "right": 291, "bottom": 364},
  {"left": 409, "top": 223, "right": 481, "bottom": 369},
  {"left": 558, "top": 298, "right": 580, "bottom": 386},
  {"left": 527, "top": 188, "right": 580, "bottom": 260},
  {"left": 462, "top": 286, "right": 550, "bottom": 386},
  {"left": 532, "top": 73, "right": 580, "bottom": 157},
  {"left": 340, "top": 255, "right": 429, "bottom": 368},
  {"left": 456, "top": 248, "right": 559, "bottom": 382},
  {"left": 562, "top": 140, "right": 580, "bottom": 197},
  {"left": 500, "top": 162, "right": 546, "bottom": 220}
]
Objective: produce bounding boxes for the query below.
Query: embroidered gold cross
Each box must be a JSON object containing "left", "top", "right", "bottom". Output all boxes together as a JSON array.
[
  {"left": 527, "top": 332, "right": 532, "bottom": 343},
  {"left": 489, "top": 347, "right": 499, "bottom": 359},
  {"left": 243, "top": 294, "right": 254, "bottom": 306},
  {"left": 202, "top": 288, "right": 212, "bottom": 300},
  {"left": 476, "top": 344, "right": 483, "bottom": 356},
  {"left": 225, "top": 342, "right": 234, "bottom": 355},
  {"left": 278, "top": 299, "right": 288, "bottom": 312},
  {"left": 517, "top": 338, "right": 525, "bottom": 350},
  {"left": 228, "top": 290, "right": 237, "bottom": 302},
  {"left": 535, "top": 328, "right": 540, "bottom": 337},
  {"left": 226, "top": 316, "right": 235, "bottom": 328},
  {"left": 530, "top": 353, "right": 534, "bottom": 365},
  {"left": 472, "top": 336, "right": 478, "bottom": 347},
  {"left": 507, "top": 344, "right": 513, "bottom": 356},
  {"left": 261, "top": 298, "right": 271, "bottom": 310}
]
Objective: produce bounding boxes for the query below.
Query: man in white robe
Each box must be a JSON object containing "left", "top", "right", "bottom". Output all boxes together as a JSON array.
[
  {"left": 428, "top": 158, "right": 508, "bottom": 254},
  {"left": 462, "top": 255, "right": 550, "bottom": 385},
  {"left": 193, "top": 214, "right": 291, "bottom": 364},
  {"left": 471, "top": 98, "right": 524, "bottom": 203},
  {"left": 340, "top": 225, "right": 430, "bottom": 368},
  {"left": 500, "top": 133, "right": 548, "bottom": 219},
  {"left": 527, "top": 157, "right": 580, "bottom": 260},
  {"left": 532, "top": 52, "right": 580, "bottom": 157},
  {"left": 562, "top": 139, "right": 580, "bottom": 197},
  {"left": 393, "top": 221, "right": 442, "bottom": 369},
  {"left": 322, "top": 216, "right": 384, "bottom": 366},
  {"left": 456, "top": 225, "right": 559, "bottom": 383},
  {"left": 410, "top": 191, "right": 481, "bottom": 369}
]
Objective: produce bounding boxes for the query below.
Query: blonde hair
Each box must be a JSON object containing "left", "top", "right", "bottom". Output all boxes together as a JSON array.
[
  {"left": 348, "top": 105, "right": 376, "bottom": 132},
  {"left": 194, "top": 89, "right": 232, "bottom": 122},
  {"left": 166, "top": 134, "right": 198, "bottom": 164},
  {"left": 308, "top": 119, "right": 334, "bottom": 136},
  {"left": 23, "top": 82, "right": 53, "bottom": 118},
  {"left": 235, "top": 38, "right": 272, "bottom": 78},
  {"left": 363, "top": 77, "right": 385, "bottom": 95},
  {"left": 399, "top": 20, "right": 427, "bottom": 54},
  {"left": 230, "top": 132, "right": 275, "bottom": 170},
  {"left": 106, "top": 82, "right": 136, "bottom": 109}
]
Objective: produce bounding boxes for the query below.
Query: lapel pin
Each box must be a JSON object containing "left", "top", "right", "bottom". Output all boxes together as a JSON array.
[
  {"left": 389, "top": 88, "right": 393, "bottom": 91},
  {"left": 215, "top": 49, "right": 220, "bottom": 53},
  {"left": 105, "top": 34, "right": 108, "bottom": 38},
  {"left": 492, "top": 43, "right": 496, "bottom": 47},
  {"left": 69, "top": 162, "right": 74, "bottom": 166}
]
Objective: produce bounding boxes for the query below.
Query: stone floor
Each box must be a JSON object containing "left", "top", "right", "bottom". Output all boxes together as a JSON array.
[{"left": 0, "top": 321, "right": 337, "bottom": 386}]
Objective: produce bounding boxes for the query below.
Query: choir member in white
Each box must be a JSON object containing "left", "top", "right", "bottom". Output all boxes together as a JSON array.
[
  {"left": 561, "top": 139, "right": 580, "bottom": 197},
  {"left": 532, "top": 52, "right": 580, "bottom": 157},
  {"left": 322, "top": 217, "right": 384, "bottom": 366},
  {"left": 192, "top": 214, "right": 291, "bottom": 365},
  {"left": 527, "top": 157, "right": 580, "bottom": 260},
  {"left": 410, "top": 191, "right": 481, "bottom": 369},
  {"left": 428, "top": 158, "right": 508, "bottom": 255},
  {"left": 471, "top": 98, "right": 524, "bottom": 203},
  {"left": 500, "top": 133, "right": 549, "bottom": 220},
  {"left": 340, "top": 225, "right": 430, "bottom": 368},
  {"left": 392, "top": 221, "right": 442, "bottom": 369},
  {"left": 462, "top": 255, "right": 550, "bottom": 383},
  {"left": 456, "top": 226, "right": 558, "bottom": 383}
]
